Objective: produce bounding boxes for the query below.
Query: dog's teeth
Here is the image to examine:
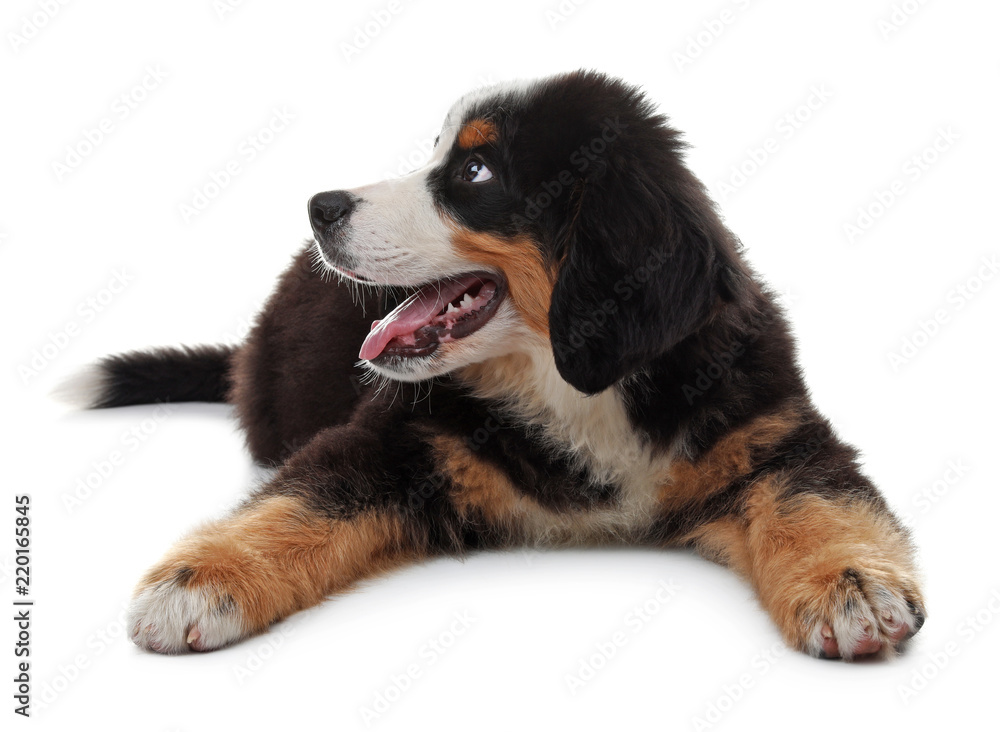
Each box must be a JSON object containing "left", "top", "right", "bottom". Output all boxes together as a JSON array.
[
  {"left": 446, "top": 303, "right": 458, "bottom": 314},
  {"left": 461, "top": 293, "right": 473, "bottom": 308}
]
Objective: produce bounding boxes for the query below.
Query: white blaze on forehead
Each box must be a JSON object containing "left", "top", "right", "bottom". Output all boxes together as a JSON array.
[
  {"left": 436, "top": 77, "right": 539, "bottom": 146},
  {"left": 443, "top": 78, "right": 539, "bottom": 125}
]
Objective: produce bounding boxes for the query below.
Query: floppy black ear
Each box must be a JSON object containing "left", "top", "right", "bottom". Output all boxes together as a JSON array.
[{"left": 549, "top": 124, "right": 730, "bottom": 395}]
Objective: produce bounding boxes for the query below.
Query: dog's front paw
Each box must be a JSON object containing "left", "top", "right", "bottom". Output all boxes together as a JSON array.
[
  {"left": 792, "top": 566, "right": 925, "bottom": 660},
  {"left": 128, "top": 535, "right": 265, "bottom": 654},
  {"left": 128, "top": 570, "right": 247, "bottom": 654}
]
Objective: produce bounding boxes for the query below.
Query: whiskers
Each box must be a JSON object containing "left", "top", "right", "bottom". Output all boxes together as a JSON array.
[
  {"left": 308, "top": 242, "right": 334, "bottom": 284},
  {"left": 356, "top": 360, "right": 438, "bottom": 413},
  {"left": 308, "top": 240, "right": 391, "bottom": 316},
  {"left": 356, "top": 362, "right": 399, "bottom": 406}
]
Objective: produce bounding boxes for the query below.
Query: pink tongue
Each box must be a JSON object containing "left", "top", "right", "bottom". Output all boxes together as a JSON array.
[{"left": 359, "top": 275, "right": 485, "bottom": 361}]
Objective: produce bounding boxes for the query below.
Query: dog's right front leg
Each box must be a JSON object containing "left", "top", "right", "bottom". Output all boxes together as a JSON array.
[{"left": 128, "top": 424, "right": 465, "bottom": 654}]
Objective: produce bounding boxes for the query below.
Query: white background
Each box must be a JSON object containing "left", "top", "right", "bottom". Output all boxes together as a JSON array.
[{"left": 3, "top": 0, "right": 999, "bottom": 730}]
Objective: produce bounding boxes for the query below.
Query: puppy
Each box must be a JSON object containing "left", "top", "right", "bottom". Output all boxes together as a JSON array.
[{"left": 71, "top": 70, "right": 924, "bottom": 659}]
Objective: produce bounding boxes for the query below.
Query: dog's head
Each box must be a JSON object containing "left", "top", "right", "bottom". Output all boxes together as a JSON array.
[{"left": 309, "top": 70, "right": 743, "bottom": 394}]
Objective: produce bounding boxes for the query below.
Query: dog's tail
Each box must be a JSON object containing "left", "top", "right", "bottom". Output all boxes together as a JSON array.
[{"left": 55, "top": 345, "right": 236, "bottom": 409}]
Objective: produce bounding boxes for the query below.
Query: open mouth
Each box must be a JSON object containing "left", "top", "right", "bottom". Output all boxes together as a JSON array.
[{"left": 359, "top": 272, "right": 506, "bottom": 362}]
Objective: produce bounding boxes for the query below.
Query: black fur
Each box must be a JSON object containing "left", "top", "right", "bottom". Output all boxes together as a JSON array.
[{"left": 93, "top": 345, "right": 235, "bottom": 408}]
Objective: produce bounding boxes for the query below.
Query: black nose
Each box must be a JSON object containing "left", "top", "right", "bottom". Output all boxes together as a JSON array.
[{"left": 309, "top": 190, "right": 355, "bottom": 235}]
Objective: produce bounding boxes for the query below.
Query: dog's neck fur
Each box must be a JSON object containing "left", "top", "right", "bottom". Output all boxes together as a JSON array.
[{"left": 456, "top": 339, "right": 659, "bottom": 487}]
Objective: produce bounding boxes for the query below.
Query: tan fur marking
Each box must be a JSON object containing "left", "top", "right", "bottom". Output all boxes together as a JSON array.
[
  {"left": 457, "top": 118, "right": 498, "bottom": 149},
  {"left": 683, "top": 517, "right": 752, "bottom": 575},
  {"left": 429, "top": 434, "right": 537, "bottom": 526},
  {"left": 658, "top": 407, "right": 802, "bottom": 510},
  {"left": 745, "top": 482, "right": 921, "bottom": 642},
  {"left": 450, "top": 228, "right": 555, "bottom": 336},
  {"left": 136, "top": 496, "right": 416, "bottom": 631},
  {"left": 459, "top": 351, "right": 538, "bottom": 402},
  {"left": 685, "top": 478, "right": 922, "bottom": 654},
  {"left": 427, "top": 432, "right": 635, "bottom": 547}
]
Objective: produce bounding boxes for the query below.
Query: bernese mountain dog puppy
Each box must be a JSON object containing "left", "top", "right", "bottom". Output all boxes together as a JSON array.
[{"left": 71, "top": 70, "right": 924, "bottom": 660}]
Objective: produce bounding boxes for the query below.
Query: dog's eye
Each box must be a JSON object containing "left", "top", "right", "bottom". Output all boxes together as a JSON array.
[{"left": 461, "top": 159, "right": 493, "bottom": 183}]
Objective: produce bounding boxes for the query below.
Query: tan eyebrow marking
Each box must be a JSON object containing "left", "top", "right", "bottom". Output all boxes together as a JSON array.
[{"left": 457, "top": 118, "right": 499, "bottom": 149}]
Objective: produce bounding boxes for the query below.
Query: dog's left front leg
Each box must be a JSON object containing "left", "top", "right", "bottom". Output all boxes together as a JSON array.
[
  {"left": 684, "top": 475, "right": 926, "bottom": 659},
  {"left": 129, "top": 427, "right": 449, "bottom": 654}
]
